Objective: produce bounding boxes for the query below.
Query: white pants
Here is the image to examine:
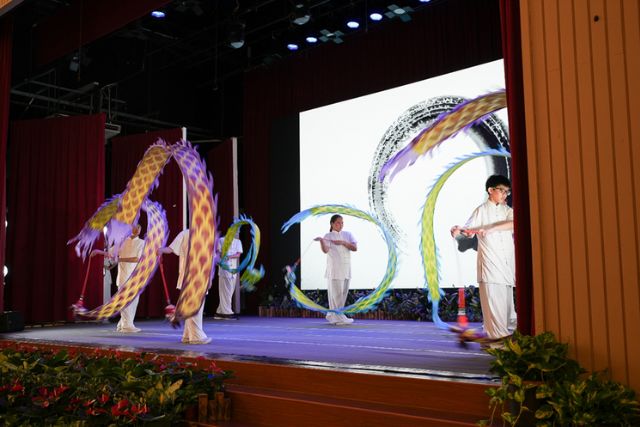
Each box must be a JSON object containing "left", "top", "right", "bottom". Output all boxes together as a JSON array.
[
  {"left": 326, "top": 279, "right": 351, "bottom": 324},
  {"left": 182, "top": 302, "right": 207, "bottom": 343},
  {"left": 216, "top": 273, "right": 236, "bottom": 315},
  {"left": 479, "top": 282, "right": 517, "bottom": 339},
  {"left": 117, "top": 294, "right": 139, "bottom": 331}
]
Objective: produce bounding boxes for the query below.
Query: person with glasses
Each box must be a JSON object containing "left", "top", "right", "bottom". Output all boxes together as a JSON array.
[{"left": 450, "top": 174, "right": 516, "bottom": 340}]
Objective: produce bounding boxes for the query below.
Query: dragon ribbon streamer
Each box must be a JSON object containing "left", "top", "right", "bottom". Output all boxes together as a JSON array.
[
  {"left": 218, "top": 215, "right": 264, "bottom": 292},
  {"left": 379, "top": 90, "right": 507, "bottom": 182},
  {"left": 419, "top": 149, "right": 511, "bottom": 329},
  {"left": 281, "top": 204, "right": 397, "bottom": 315},
  {"left": 84, "top": 200, "right": 168, "bottom": 319},
  {"left": 69, "top": 139, "right": 218, "bottom": 321}
]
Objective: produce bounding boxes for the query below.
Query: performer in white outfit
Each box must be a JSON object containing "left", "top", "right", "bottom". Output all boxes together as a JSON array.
[
  {"left": 92, "top": 224, "right": 144, "bottom": 333},
  {"left": 215, "top": 234, "right": 243, "bottom": 319},
  {"left": 160, "top": 229, "right": 211, "bottom": 344},
  {"left": 314, "top": 214, "right": 358, "bottom": 325},
  {"left": 451, "top": 175, "right": 517, "bottom": 339}
]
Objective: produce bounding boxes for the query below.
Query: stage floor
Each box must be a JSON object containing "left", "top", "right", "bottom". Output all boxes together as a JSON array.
[{"left": 3, "top": 316, "right": 496, "bottom": 383}]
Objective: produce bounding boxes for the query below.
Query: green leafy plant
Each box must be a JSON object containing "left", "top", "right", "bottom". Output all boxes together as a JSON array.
[
  {"left": 537, "top": 372, "right": 640, "bottom": 426},
  {"left": 0, "top": 343, "right": 233, "bottom": 426},
  {"left": 480, "top": 332, "right": 640, "bottom": 427},
  {"left": 481, "top": 331, "right": 584, "bottom": 426}
]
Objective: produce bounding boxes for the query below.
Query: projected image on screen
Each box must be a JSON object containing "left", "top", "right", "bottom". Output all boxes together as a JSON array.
[{"left": 299, "top": 59, "right": 509, "bottom": 290}]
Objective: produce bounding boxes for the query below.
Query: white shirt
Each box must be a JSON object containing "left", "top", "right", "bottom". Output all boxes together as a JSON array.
[
  {"left": 323, "top": 230, "right": 357, "bottom": 280},
  {"left": 465, "top": 200, "right": 515, "bottom": 286},
  {"left": 168, "top": 229, "right": 189, "bottom": 290},
  {"left": 217, "top": 237, "right": 243, "bottom": 278},
  {"left": 112, "top": 236, "right": 145, "bottom": 288}
]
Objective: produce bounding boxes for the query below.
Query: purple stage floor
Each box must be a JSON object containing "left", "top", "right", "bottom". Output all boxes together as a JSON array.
[{"left": 2, "top": 316, "right": 496, "bottom": 383}]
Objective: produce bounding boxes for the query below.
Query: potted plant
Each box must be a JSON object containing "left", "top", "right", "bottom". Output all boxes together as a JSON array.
[
  {"left": 480, "top": 332, "right": 640, "bottom": 427},
  {"left": 480, "top": 331, "right": 584, "bottom": 426}
]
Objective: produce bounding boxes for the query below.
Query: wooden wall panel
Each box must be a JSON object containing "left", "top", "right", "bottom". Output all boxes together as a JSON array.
[{"left": 520, "top": 0, "right": 640, "bottom": 389}]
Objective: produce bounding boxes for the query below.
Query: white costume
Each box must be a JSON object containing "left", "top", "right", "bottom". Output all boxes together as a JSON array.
[
  {"left": 323, "top": 230, "right": 357, "bottom": 324},
  {"left": 216, "top": 237, "right": 243, "bottom": 316},
  {"left": 465, "top": 200, "right": 517, "bottom": 339},
  {"left": 168, "top": 229, "right": 210, "bottom": 344},
  {"left": 112, "top": 236, "right": 144, "bottom": 333}
]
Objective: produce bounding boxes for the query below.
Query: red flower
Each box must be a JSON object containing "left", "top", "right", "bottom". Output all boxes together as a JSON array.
[
  {"left": 98, "top": 393, "right": 110, "bottom": 404},
  {"left": 131, "top": 403, "right": 149, "bottom": 414},
  {"left": 53, "top": 385, "right": 70, "bottom": 397},
  {"left": 83, "top": 399, "right": 96, "bottom": 407},
  {"left": 209, "top": 361, "right": 224, "bottom": 374},
  {"left": 86, "top": 407, "right": 107, "bottom": 416},
  {"left": 111, "top": 399, "right": 131, "bottom": 417},
  {"left": 38, "top": 387, "right": 49, "bottom": 397},
  {"left": 10, "top": 383, "right": 24, "bottom": 392}
]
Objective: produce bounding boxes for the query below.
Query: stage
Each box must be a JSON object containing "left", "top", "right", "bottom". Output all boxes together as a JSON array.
[
  {"left": 2, "top": 316, "right": 497, "bottom": 425},
  {"left": 2, "top": 316, "right": 494, "bottom": 382}
]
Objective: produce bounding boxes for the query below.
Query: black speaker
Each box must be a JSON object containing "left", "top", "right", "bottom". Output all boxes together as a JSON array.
[{"left": 0, "top": 311, "right": 24, "bottom": 333}]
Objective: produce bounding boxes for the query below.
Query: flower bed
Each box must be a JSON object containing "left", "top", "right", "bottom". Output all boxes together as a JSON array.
[{"left": 0, "top": 342, "right": 233, "bottom": 426}]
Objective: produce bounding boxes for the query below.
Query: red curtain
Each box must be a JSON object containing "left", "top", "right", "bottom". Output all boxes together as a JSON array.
[
  {"left": 110, "top": 129, "right": 183, "bottom": 318},
  {"left": 242, "top": 0, "right": 503, "bottom": 313},
  {"left": 6, "top": 114, "right": 105, "bottom": 323},
  {"left": 0, "top": 15, "right": 13, "bottom": 312},
  {"left": 500, "top": 0, "right": 534, "bottom": 335}
]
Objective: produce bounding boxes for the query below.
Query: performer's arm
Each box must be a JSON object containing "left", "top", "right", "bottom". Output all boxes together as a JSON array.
[
  {"left": 336, "top": 240, "right": 357, "bottom": 251},
  {"left": 465, "top": 220, "right": 513, "bottom": 237},
  {"left": 158, "top": 247, "right": 175, "bottom": 255},
  {"left": 314, "top": 237, "right": 330, "bottom": 253}
]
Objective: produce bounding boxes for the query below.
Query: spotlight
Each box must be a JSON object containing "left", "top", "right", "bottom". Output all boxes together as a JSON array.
[
  {"left": 291, "top": 3, "right": 311, "bottom": 26},
  {"left": 228, "top": 21, "right": 245, "bottom": 49},
  {"left": 287, "top": 43, "right": 299, "bottom": 51},
  {"left": 3, "top": 266, "right": 7, "bottom": 277},
  {"left": 346, "top": 20, "right": 360, "bottom": 29},
  {"left": 306, "top": 36, "right": 318, "bottom": 43},
  {"left": 369, "top": 12, "right": 383, "bottom": 21},
  {"left": 419, "top": 0, "right": 431, "bottom": 2},
  {"left": 150, "top": 10, "right": 166, "bottom": 19}
]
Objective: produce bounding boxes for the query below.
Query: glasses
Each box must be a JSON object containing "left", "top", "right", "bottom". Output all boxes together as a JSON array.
[{"left": 492, "top": 187, "right": 511, "bottom": 196}]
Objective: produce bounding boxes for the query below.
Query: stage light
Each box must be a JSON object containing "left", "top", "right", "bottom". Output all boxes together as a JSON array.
[
  {"left": 385, "top": 4, "right": 414, "bottom": 22},
  {"left": 369, "top": 12, "right": 383, "bottom": 21},
  {"left": 3, "top": 266, "right": 7, "bottom": 277},
  {"left": 306, "top": 36, "right": 318, "bottom": 43},
  {"left": 318, "top": 29, "right": 344, "bottom": 44},
  {"left": 287, "top": 43, "right": 299, "bottom": 51},
  {"left": 291, "top": 3, "right": 311, "bottom": 26},
  {"left": 346, "top": 20, "right": 360, "bottom": 29},
  {"left": 419, "top": 0, "right": 431, "bottom": 2},
  {"left": 228, "top": 21, "right": 245, "bottom": 49},
  {"left": 150, "top": 10, "right": 166, "bottom": 19}
]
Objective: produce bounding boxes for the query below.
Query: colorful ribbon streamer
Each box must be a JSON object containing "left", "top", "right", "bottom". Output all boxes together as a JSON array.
[
  {"left": 218, "top": 215, "right": 265, "bottom": 292},
  {"left": 379, "top": 90, "right": 507, "bottom": 182},
  {"left": 281, "top": 204, "right": 398, "bottom": 314},
  {"left": 69, "top": 139, "right": 218, "bottom": 321}
]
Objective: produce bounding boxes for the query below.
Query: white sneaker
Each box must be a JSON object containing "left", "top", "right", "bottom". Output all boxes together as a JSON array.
[{"left": 118, "top": 326, "right": 141, "bottom": 333}]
